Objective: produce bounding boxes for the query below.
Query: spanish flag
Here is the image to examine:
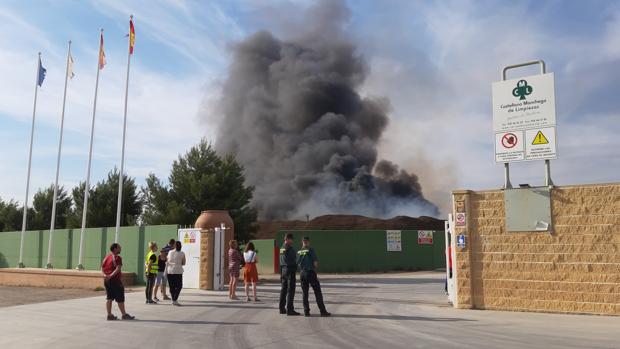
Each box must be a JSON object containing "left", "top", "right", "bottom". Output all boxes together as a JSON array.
[
  {"left": 129, "top": 17, "right": 135, "bottom": 54},
  {"left": 98, "top": 32, "right": 106, "bottom": 70}
]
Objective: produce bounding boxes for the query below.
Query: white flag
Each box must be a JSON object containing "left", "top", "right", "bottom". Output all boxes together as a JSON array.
[{"left": 68, "top": 53, "right": 75, "bottom": 79}]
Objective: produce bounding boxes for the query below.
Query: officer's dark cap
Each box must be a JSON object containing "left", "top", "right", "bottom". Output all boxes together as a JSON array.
[
  {"left": 285, "top": 233, "right": 294, "bottom": 240},
  {"left": 303, "top": 236, "right": 310, "bottom": 241}
]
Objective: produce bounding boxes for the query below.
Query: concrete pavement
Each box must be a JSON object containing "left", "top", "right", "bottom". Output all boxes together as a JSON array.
[{"left": 1, "top": 271, "right": 619, "bottom": 348}]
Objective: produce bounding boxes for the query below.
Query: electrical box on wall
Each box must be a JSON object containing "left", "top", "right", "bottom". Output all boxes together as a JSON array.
[{"left": 504, "top": 187, "right": 552, "bottom": 232}]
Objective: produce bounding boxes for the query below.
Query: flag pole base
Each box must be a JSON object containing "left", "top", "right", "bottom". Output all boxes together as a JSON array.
[
  {"left": 46, "top": 263, "right": 53, "bottom": 269},
  {"left": 18, "top": 262, "right": 25, "bottom": 268},
  {"left": 76, "top": 264, "right": 84, "bottom": 270}
]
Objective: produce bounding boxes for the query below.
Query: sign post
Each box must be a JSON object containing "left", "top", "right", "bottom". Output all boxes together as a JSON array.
[{"left": 492, "top": 60, "right": 556, "bottom": 188}]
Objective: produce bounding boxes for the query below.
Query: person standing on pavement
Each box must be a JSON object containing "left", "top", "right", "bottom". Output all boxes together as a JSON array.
[
  {"left": 243, "top": 242, "right": 259, "bottom": 302},
  {"left": 101, "top": 243, "right": 134, "bottom": 321},
  {"left": 153, "top": 247, "right": 170, "bottom": 302},
  {"left": 297, "top": 236, "right": 330, "bottom": 317},
  {"left": 279, "top": 233, "right": 300, "bottom": 316},
  {"left": 145, "top": 241, "right": 159, "bottom": 304},
  {"left": 166, "top": 241, "right": 186, "bottom": 306},
  {"left": 228, "top": 240, "right": 243, "bottom": 300}
]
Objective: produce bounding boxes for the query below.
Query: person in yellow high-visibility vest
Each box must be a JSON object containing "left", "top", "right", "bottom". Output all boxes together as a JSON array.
[{"left": 145, "top": 241, "right": 159, "bottom": 304}]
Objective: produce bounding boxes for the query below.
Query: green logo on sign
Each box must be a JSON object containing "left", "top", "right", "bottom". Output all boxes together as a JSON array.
[{"left": 512, "top": 79, "right": 533, "bottom": 100}]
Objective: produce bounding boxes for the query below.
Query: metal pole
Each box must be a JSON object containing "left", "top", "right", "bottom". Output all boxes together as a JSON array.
[
  {"left": 77, "top": 29, "right": 103, "bottom": 270},
  {"left": 500, "top": 60, "right": 551, "bottom": 188},
  {"left": 18, "top": 52, "right": 42, "bottom": 268},
  {"left": 503, "top": 163, "right": 513, "bottom": 189},
  {"left": 544, "top": 160, "right": 553, "bottom": 186},
  {"left": 115, "top": 16, "right": 133, "bottom": 243},
  {"left": 46, "top": 41, "right": 72, "bottom": 269}
]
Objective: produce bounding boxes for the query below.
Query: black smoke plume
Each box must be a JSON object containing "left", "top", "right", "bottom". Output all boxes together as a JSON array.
[{"left": 213, "top": 1, "right": 439, "bottom": 220}]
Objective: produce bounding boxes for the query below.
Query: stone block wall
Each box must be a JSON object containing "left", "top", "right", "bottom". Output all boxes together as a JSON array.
[{"left": 452, "top": 183, "right": 620, "bottom": 315}]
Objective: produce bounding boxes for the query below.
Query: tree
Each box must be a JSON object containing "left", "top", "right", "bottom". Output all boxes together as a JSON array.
[
  {"left": 0, "top": 199, "right": 23, "bottom": 232},
  {"left": 29, "top": 185, "right": 72, "bottom": 230},
  {"left": 69, "top": 169, "right": 142, "bottom": 228},
  {"left": 142, "top": 139, "right": 258, "bottom": 242}
]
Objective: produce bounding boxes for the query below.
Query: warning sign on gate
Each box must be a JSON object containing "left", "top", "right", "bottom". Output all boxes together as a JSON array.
[{"left": 417, "top": 231, "right": 434, "bottom": 245}]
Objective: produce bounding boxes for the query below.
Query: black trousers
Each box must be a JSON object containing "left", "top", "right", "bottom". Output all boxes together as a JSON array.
[
  {"left": 279, "top": 267, "right": 296, "bottom": 311},
  {"left": 168, "top": 274, "right": 183, "bottom": 301},
  {"left": 145, "top": 273, "right": 156, "bottom": 301},
  {"left": 300, "top": 270, "right": 327, "bottom": 313}
]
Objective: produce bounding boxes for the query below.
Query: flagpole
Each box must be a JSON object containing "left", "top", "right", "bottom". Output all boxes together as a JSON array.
[
  {"left": 115, "top": 15, "right": 133, "bottom": 243},
  {"left": 46, "top": 41, "right": 72, "bottom": 269},
  {"left": 77, "top": 30, "right": 103, "bottom": 270},
  {"left": 18, "top": 52, "right": 42, "bottom": 268}
]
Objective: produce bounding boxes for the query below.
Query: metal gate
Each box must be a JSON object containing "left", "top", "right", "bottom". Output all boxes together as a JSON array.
[{"left": 444, "top": 214, "right": 456, "bottom": 305}]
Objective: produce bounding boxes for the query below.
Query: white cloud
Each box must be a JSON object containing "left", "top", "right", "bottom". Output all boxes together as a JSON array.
[
  {"left": 362, "top": 1, "right": 619, "bottom": 215},
  {"left": 0, "top": 2, "right": 228, "bottom": 205}
]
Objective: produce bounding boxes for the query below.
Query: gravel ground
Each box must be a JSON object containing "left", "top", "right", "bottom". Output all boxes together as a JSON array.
[{"left": 0, "top": 285, "right": 139, "bottom": 308}]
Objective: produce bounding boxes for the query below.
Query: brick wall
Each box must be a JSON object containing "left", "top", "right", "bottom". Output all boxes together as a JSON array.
[{"left": 452, "top": 183, "right": 620, "bottom": 315}]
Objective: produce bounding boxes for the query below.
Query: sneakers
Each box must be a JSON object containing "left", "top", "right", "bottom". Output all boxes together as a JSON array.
[
  {"left": 107, "top": 314, "right": 118, "bottom": 321},
  {"left": 320, "top": 311, "right": 332, "bottom": 317},
  {"left": 279, "top": 309, "right": 287, "bottom": 315},
  {"left": 154, "top": 297, "right": 160, "bottom": 302},
  {"left": 287, "top": 310, "right": 301, "bottom": 316},
  {"left": 146, "top": 300, "right": 157, "bottom": 304},
  {"left": 172, "top": 300, "right": 181, "bottom": 306},
  {"left": 122, "top": 313, "right": 135, "bottom": 320}
]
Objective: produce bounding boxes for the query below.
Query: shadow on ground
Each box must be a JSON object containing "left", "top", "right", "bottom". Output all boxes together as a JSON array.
[
  {"left": 132, "top": 319, "right": 259, "bottom": 325},
  {"left": 332, "top": 314, "right": 475, "bottom": 322}
]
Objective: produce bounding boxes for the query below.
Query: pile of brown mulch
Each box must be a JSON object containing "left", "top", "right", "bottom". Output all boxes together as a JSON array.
[{"left": 254, "top": 214, "right": 444, "bottom": 239}]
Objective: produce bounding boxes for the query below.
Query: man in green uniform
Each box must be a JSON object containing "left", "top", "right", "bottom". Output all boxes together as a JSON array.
[
  {"left": 279, "top": 233, "right": 300, "bottom": 316},
  {"left": 298, "top": 236, "right": 330, "bottom": 317}
]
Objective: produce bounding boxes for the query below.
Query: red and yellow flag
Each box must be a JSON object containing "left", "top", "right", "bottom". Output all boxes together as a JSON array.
[
  {"left": 129, "top": 17, "right": 135, "bottom": 54},
  {"left": 98, "top": 32, "right": 106, "bottom": 70}
]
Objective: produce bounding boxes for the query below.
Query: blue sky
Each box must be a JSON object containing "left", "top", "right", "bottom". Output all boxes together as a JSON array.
[{"left": 0, "top": 0, "right": 619, "bottom": 216}]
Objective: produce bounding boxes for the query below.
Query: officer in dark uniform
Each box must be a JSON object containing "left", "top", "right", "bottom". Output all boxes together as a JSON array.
[
  {"left": 279, "top": 233, "right": 300, "bottom": 316},
  {"left": 297, "top": 236, "right": 330, "bottom": 317}
]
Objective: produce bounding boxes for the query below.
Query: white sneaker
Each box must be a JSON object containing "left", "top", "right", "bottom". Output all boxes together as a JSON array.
[{"left": 172, "top": 300, "right": 180, "bottom": 306}]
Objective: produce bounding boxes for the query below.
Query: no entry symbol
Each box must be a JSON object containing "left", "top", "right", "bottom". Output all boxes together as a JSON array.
[{"left": 501, "top": 133, "right": 518, "bottom": 149}]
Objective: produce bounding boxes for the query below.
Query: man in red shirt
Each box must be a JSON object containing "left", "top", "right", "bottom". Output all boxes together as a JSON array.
[{"left": 101, "top": 243, "right": 135, "bottom": 320}]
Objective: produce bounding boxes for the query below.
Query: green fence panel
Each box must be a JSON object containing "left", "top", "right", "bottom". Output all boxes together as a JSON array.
[
  {"left": 0, "top": 225, "right": 178, "bottom": 284},
  {"left": 276, "top": 230, "right": 445, "bottom": 273},
  {"left": 249, "top": 239, "right": 276, "bottom": 275}
]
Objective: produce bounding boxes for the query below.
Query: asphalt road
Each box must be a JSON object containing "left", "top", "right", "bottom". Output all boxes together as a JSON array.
[{"left": 1, "top": 272, "right": 619, "bottom": 349}]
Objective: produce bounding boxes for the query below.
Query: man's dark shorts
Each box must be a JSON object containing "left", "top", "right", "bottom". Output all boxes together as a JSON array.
[{"left": 104, "top": 279, "right": 125, "bottom": 303}]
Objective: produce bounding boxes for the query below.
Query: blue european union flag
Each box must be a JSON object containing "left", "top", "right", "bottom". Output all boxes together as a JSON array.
[{"left": 37, "top": 57, "right": 46, "bottom": 87}]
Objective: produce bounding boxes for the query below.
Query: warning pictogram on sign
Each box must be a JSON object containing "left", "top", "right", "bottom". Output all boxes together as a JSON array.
[
  {"left": 501, "top": 133, "right": 518, "bottom": 148},
  {"left": 455, "top": 212, "right": 466, "bottom": 227},
  {"left": 495, "top": 130, "right": 525, "bottom": 162},
  {"left": 532, "top": 130, "right": 549, "bottom": 145}
]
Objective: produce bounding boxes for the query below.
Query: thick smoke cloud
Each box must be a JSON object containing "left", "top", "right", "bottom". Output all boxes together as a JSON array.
[{"left": 213, "top": 1, "right": 438, "bottom": 220}]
